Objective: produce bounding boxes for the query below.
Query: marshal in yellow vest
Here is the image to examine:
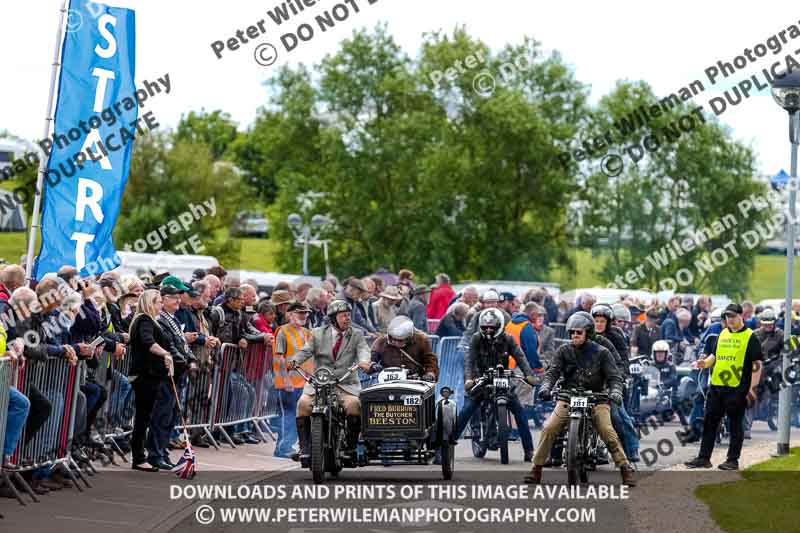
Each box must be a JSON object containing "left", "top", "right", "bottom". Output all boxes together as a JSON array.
[{"left": 711, "top": 327, "right": 753, "bottom": 388}]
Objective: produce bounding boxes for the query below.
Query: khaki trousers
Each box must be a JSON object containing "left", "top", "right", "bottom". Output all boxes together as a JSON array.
[
  {"left": 532, "top": 400, "right": 628, "bottom": 467},
  {"left": 297, "top": 388, "right": 361, "bottom": 417}
]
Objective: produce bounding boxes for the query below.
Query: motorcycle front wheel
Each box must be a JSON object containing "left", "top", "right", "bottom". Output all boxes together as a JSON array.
[
  {"left": 311, "top": 416, "right": 326, "bottom": 484},
  {"left": 497, "top": 403, "right": 509, "bottom": 465},
  {"left": 566, "top": 417, "right": 583, "bottom": 486}
]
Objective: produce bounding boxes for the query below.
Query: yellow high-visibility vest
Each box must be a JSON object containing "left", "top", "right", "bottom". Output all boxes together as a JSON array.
[{"left": 711, "top": 327, "right": 753, "bottom": 388}]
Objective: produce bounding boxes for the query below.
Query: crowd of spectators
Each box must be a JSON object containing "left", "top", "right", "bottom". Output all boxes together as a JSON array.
[{"left": 1, "top": 259, "right": 795, "bottom": 497}]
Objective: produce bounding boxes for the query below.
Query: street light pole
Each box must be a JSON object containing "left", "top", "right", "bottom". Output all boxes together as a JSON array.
[
  {"left": 301, "top": 225, "right": 310, "bottom": 276},
  {"left": 287, "top": 212, "right": 330, "bottom": 277},
  {"left": 771, "top": 69, "right": 800, "bottom": 456},
  {"left": 778, "top": 112, "right": 798, "bottom": 455}
]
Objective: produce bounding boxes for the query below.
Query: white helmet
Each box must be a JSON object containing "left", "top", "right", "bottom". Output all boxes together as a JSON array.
[
  {"left": 387, "top": 316, "right": 415, "bottom": 345},
  {"left": 652, "top": 339, "right": 670, "bottom": 363},
  {"left": 709, "top": 307, "right": 723, "bottom": 323},
  {"left": 759, "top": 308, "right": 776, "bottom": 324},
  {"left": 652, "top": 340, "right": 670, "bottom": 353},
  {"left": 478, "top": 308, "right": 505, "bottom": 339}
]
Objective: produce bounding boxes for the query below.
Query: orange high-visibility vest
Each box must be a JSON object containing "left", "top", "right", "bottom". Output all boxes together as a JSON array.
[
  {"left": 504, "top": 320, "right": 530, "bottom": 370},
  {"left": 273, "top": 324, "right": 312, "bottom": 389}
]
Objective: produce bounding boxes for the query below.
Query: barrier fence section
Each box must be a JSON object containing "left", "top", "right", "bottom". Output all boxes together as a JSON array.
[
  {"left": 435, "top": 336, "right": 464, "bottom": 411},
  {"left": 429, "top": 334, "right": 440, "bottom": 356},
  {"left": 177, "top": 345, "right": 221, "bottom": 449},
  {"left": 0, "top": 357, "right": 16, "bottom": 501},
  {"left": 551, "top": 322, "right": 567, "bottom": 339},
  {"left": 239, "top": 342, "right": 275, "bottom": 442},
  {"left": 0, "top": 358, "right": 12, "bottom": 461},
  {"left": 211, "top": 342, "right": 271, "bottom": 446},
  {"left": 11, "top": 357, "right": 85, "bottom": 493}
]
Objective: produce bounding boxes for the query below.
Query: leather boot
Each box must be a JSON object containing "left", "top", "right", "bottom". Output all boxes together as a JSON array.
[
  {"left": 344, "top": 415, "right": 361, "bottom": 455},
  {"left": 292, "top": 417, "right": 311, "bottom": 467},
  {"left": 620, "top": 464, "right": 637, "bottom": 486},
  {"left": 524, "top": 465, "right": 543, "bottom": 484}
]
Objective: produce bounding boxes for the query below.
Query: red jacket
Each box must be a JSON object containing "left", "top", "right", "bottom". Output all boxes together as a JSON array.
[
  {"left": 0, "top": 283, "right": 10, "bottom": 301},
  {"left": 427, "top": 284, "right": 455, "bottom": 320}
]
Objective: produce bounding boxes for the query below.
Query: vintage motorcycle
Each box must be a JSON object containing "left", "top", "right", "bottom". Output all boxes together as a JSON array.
[{"left": 467, "top": 365, "right": 525, "bottom": 464}]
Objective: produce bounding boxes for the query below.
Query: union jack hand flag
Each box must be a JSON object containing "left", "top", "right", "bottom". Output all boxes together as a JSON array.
[{"left": 171, "top": 440, "right": 197, "bottom": 479}]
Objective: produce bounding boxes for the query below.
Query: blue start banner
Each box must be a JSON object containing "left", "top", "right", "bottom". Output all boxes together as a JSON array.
[{"left": 34, "top": 0, "right": 136, "bottom": 279}]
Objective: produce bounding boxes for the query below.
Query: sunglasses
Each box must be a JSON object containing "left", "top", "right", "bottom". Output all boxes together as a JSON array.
[{"left": 568, "top": 329, "right": 584, "bottom": 336}]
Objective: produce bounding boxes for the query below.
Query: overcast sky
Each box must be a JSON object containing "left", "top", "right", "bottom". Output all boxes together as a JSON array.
[{"left": 2, "top": 0, "right": 797, "bottom": 175}]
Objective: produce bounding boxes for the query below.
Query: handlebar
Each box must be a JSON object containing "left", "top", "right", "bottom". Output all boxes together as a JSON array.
[
  {"left": 292, "top": 363, "right": 359, "bottom": 387},
  {"left": 553, "top": 387, "right": 610, "bottom": 403}
]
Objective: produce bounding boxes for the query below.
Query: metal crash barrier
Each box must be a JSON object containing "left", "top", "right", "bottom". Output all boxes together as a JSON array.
[
  {"left": 435, "top": 336, "right": 464, "bottom": 410},
  {"left": 551, "top": 322, "right": 567, "bottom": 339},
  {"left": 176, "top": 349, "right": 221, "bottom": 450},
  {"left": 11, "top": 358, "right": 86, "bottom": 499},
  {"left": 0, "top": 357, "right": 22, "bottom": 504},
  {"left": 211, "top": 343, "right": 272, "bottom": 447}
]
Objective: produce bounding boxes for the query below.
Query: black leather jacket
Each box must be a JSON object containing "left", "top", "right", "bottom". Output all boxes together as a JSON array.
[
  {"left": 541, "top": 338, "right": 623, "bottom": 398},
  {"left": 464, "top": 332, "right": 533, "bottom": 381}
]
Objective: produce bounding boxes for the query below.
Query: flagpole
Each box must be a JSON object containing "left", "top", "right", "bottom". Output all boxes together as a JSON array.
[{"left": 25, "top": 0, "right": 69, "bottom": 283}]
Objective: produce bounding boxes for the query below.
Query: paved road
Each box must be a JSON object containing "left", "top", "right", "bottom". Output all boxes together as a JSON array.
[{"left": 0, "top": 421, "right": 780, "bottom": 533}]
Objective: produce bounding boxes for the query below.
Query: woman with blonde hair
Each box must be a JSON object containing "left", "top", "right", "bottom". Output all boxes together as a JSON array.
[{"left": 127, "top": 289, "right": 174, "bottom": 472}]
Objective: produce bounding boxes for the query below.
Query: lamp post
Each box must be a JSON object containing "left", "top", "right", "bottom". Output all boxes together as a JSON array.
[
  {"left": 287, "top": 212, "right": 330, "bottom": 276},
  {"left": 770, "top": 68, "right": 800, "bottom": 456}
]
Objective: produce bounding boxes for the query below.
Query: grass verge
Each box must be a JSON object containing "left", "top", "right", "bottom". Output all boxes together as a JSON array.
[{"left": 694, "top": 448, "right": 800, "bottom": 533}]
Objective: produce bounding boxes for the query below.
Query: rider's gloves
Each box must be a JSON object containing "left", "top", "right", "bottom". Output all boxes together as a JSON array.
[
  {"left": 368, "top": 362, "right": 382, "bottom": 374},
  {"left": 610, "top": 391, "right": 624, "bottom": 405},
  {"left": 465, "top": 379, "right": 475, "bottom": 391},
  {"left": 538, "top": 388, "right": 552, "bottom": 401},
  {"left": 525, "top": 375, "right": 537, "bottom": 386},
  {"left": 422, "top": 372, "right": 436, "bottom": 382},
  {"left": 286, "top": 359, "right": 297, "bottom": 370}
]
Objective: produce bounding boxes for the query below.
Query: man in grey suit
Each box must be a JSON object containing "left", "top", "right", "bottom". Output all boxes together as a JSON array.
[{"left": 288, "top": 300, "right": 372, "bottom": 466}]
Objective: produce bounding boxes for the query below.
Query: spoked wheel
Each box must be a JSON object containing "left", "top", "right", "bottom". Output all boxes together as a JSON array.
[
  {"left": 497, "top": 404, "right": 509, "bottom": 465},
  {"left": 566, "top": 417, "right": 582, "bottom": 486},
  {"left": 310, "top": 416, "right": 326, "bottom": 484}
]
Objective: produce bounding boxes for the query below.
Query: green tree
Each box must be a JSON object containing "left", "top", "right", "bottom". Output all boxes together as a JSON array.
[
  {"left": 261, "top": 26, "right": 589, "bottom": 280},
  {"left": 231, "top": 66, "right": 323, "bottom": 205},
  {"left": 117, "top": 132, "right": 248, "bottom": 266},
  {"left": 577, "top": 81, "right": 770, "bottom": 298},
  {"left": 175, "top": 109, "right": 238, "bottom": 160}
]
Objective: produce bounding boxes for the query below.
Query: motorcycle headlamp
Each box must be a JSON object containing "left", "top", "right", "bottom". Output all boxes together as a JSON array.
[{"left": 314, "top": 367, "right": 334, "bottom": 385}]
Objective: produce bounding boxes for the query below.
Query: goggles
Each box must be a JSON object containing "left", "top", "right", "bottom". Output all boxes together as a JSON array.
[{"left": 568, "top": 329, "right": 585, "bottom": 336}]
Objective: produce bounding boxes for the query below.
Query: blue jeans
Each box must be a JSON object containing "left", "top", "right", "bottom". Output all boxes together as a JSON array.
[
  {"left": 455, "top": 392, "right": 534, "bottom": 452},
  {"left": 275, "top": 389, "right": 301, "bottom": 456},
  {"left": 688, "top": 370, "right": 707, "bottom": 436},
  {"left": 4, "top": 388, "right": 30, "bottom": 455},
  {"left": 610, "top": 402, "right": 639, "bottom": 458}
]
